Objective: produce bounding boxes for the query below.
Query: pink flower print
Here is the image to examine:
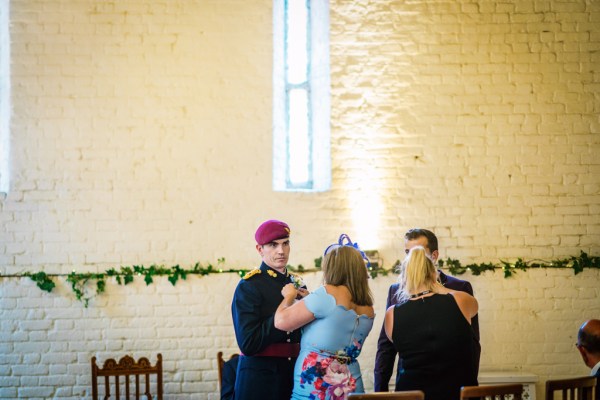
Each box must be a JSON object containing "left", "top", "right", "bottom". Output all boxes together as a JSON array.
[
  {"left": 322, "top": 360, "right": 356, "bottom": 400},
  {"left": 313, "top": 379, "right": 327, "bottom": 400},
  {"left": 319, "top": 355, "right": 333, "bottom": 370},
  {"left": 303, "top": 351, "right": 319, "bottom": 369},
  {"left": 302, "top": 351, "right": 360, "bottom": 399}
]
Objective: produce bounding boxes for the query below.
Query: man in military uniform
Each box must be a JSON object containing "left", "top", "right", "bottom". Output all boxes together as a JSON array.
[{"left": 231, "top": 219, "right": 307, "bottom": 400}]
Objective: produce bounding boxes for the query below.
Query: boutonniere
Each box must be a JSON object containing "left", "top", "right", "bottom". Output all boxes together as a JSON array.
[{"left": 289, "top": 273, "right": 305, "bottom": 289}]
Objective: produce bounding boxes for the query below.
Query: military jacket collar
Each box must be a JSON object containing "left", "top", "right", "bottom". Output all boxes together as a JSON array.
[{"left": 260, "top": 262, "right": 291, "bottom": 283}]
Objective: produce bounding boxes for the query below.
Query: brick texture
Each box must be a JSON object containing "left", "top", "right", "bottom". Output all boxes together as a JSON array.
[
  {"left": 1, "top": 270, "right": 600, "bottom": 399},
  {"left": 1, "top": 0, "right": 599, "bottom": 398}
]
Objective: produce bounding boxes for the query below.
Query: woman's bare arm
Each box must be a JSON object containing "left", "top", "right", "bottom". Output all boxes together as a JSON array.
[{"left": 274, "top": 283, "right": 316, "bottom": 331}]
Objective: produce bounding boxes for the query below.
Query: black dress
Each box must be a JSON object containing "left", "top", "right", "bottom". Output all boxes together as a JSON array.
[{"left": 391, "top": 294, "right": 478, "bottom": 400}]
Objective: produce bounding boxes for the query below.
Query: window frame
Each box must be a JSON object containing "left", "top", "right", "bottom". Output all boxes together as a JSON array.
[
  {"left": 273, "top": 0, "right": 330, "bottom": 192},
  {"left": 0, "top": 0, "right": 9, "bottom": 195}
]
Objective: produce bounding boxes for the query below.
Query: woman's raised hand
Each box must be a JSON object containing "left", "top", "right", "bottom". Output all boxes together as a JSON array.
[{"left": 281, "top": 283, "right": 298, "bottom": 300}]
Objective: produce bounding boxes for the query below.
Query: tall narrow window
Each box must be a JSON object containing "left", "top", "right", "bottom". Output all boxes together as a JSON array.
[
  {"left": 0, "top": 0, "right": 9, "bottom": 194},
  {"left": 273, "top": 0, "right": 330, "bottom": 192}
]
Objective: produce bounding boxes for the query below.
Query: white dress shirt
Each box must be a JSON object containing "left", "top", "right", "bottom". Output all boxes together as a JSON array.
[{"left": 591, "top": 360, "right": 600, "bottom": 376}]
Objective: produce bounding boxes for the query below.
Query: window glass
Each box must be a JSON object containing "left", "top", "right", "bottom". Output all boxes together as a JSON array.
[
  {"left": 286, "top": 0, "right": 307, "bottom": 84},
  {"left": 273, "top": 0, "right": 330, "bottom": 192},
  {"left": 288, "top": 88, "right": 310, "bottom": 186}
]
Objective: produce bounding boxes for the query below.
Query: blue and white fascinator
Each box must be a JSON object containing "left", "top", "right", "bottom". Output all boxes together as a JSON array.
[{"left": 323, "top": 234, "right": 371, "bottom": 268}]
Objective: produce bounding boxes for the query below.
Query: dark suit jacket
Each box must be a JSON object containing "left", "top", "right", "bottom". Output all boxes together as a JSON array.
[
  {"left": 594, "top": 367, "right": 600, "bottom": 400},
  {"left": 373, "top": 271, "right": 481, "bottom": 392}
]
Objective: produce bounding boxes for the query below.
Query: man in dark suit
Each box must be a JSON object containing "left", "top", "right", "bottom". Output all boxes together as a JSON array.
[
  {"left": 231, "top": 219, "right": 308, "bottom": 400},
  {"left": 374, "top": 228, "right": 481, "bottom": 392},
  {"left": 576, "top": 319, "right": 600, "bottom": 400}
]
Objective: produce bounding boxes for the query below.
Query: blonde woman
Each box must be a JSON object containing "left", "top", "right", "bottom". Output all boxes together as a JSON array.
[
  {"left": 275, "top": 234, "right": 375, "bottom": 400},
  {"left": 384, "top": 246, "right": 478, "bottom": 400}
]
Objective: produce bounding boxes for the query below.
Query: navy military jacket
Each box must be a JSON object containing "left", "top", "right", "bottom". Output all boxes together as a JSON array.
[
  {"left": 231, "top": 262, "right": 302, "bottom": 400},
  {"left": 373, "top": 271, "right": 481, "bottom": 392}
]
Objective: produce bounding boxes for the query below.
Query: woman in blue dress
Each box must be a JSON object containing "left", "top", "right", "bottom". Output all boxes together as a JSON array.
[{"left": 275, "top": 235, "right": 375, "bottom": 400}]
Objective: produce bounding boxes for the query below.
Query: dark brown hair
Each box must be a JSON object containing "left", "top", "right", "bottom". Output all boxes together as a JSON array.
[{"left": 405, "top": 228, "right": 438, "bottom": 252}]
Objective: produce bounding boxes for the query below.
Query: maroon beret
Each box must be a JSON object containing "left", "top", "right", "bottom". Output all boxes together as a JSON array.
[{"left": 255, "top": 220, "right": 291, "bottom": 245}]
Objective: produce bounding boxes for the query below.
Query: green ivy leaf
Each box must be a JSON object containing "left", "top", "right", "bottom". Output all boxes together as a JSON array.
[
  {"left": 144, "top": 274, "right": 153, "bottom": 285},
  {"left": 314, "top": 256, "right": 322, "bottom": 269},
  {"left": 26, "top": 271, "right": 56, "bottom": 293},
  {"left": 572, "top": 259, "right": 583, "bottom": 275},
  {"left": 39, "top": 280, "right": 56, "bottom": 292},
  {"left": 97, "top": 279, "right": 106, "bottom": 294},
  {"left": 514, "top": 258, "right": 528, "bottom": 270},
  {"left": 124, "top": 273, "right": 134, "bottom": 285},
  {"left": 445, "top": 258, "right": 465, "bottom": 276}
]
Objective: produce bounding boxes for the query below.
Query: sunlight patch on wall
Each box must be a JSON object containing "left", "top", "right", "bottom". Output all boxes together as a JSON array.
[{"left": 346, "top": 160, "right": 383, "bottom": 251}]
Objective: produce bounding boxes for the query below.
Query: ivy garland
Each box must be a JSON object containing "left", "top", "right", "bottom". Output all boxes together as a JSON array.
[
  {"left": 6, "top": 251, "right": 599, "bottom": 307},
  {"left": 441, "top": 251, "right": 600, "bottom": 278}
]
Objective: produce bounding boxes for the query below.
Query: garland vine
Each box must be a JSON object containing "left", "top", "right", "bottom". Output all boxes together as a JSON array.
[
  {"left": 3, "top": 251, "right": 598, "bottom": 307},
  {"left": 440, "top": 251, "right": 600, "bottom": 278}
]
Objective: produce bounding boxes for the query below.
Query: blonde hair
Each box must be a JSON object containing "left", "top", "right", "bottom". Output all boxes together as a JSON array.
[
  {"left": 322, "top": 246, "right": 374, "bottom": 306},
  {"left": 396, "top": 246, "right": 438, "bottom": 303}
]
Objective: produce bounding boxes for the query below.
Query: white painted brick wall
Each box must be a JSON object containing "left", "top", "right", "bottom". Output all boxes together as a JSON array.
[
  {"left": 1, "top": 0, "right": 599, "bottom": 398},
  {"left": 1, "top": 269, "right": 599, "bottom": 399}
]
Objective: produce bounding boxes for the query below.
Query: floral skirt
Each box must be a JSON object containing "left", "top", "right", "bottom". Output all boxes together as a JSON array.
[{"left": 291, "top": 350, "right": 364, "bottom": 400}]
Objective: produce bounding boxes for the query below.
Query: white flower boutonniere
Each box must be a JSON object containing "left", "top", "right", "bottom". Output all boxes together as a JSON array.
[{"left": 289, "top": 273, "right": 305, "bottom": 289}]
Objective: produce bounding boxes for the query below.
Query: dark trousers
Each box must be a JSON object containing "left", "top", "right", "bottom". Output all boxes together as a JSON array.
[{"left": 233, "top": 355, "right": 296, "bottom": 400}]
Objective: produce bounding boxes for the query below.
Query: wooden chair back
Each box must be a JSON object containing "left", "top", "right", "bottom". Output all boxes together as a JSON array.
[
  {"left": 91, "top": 353, "right": 163, "bottom": 400},
  {"left": 545, "top": 376, "right": 596, "bottom": 400},
  {"left": 217, "top": 351, "right": 239, "bottom": 393},
  {"left": 347, "top": 391, "right": 425, "bottom": 400},
  {"left": 461, "top": 383, "right": 524, "bottom": 399}
]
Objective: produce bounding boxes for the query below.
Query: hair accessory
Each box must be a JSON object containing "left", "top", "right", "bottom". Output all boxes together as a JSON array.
[{"left": 323, "top": 234, "right": 371, "bottom": 268}]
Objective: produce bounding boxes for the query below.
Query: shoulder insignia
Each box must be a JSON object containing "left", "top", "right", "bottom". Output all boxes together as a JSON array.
[
  {"left": 267, "top": 269, "right": 278, "bottom": 278},
  {"left": 243, "top": 268, "right": 261, "bottom": 280}
]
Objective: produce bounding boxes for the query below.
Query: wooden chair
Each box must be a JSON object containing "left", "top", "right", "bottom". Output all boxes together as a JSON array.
[
  {"left": 545, "top": 376, "right": 596, "bottom": 400},
  {"left": 347, "top": 391, "right": 425, "bottom": 400},
  {"left": 91, "top": 353, "right": 163, "bottom": 400},
  {"left": 217, "top": 351, "right": 239, "bottom": 393},
  {"left": 461, "top": 383, "right": 524, "bottom": 399}
]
